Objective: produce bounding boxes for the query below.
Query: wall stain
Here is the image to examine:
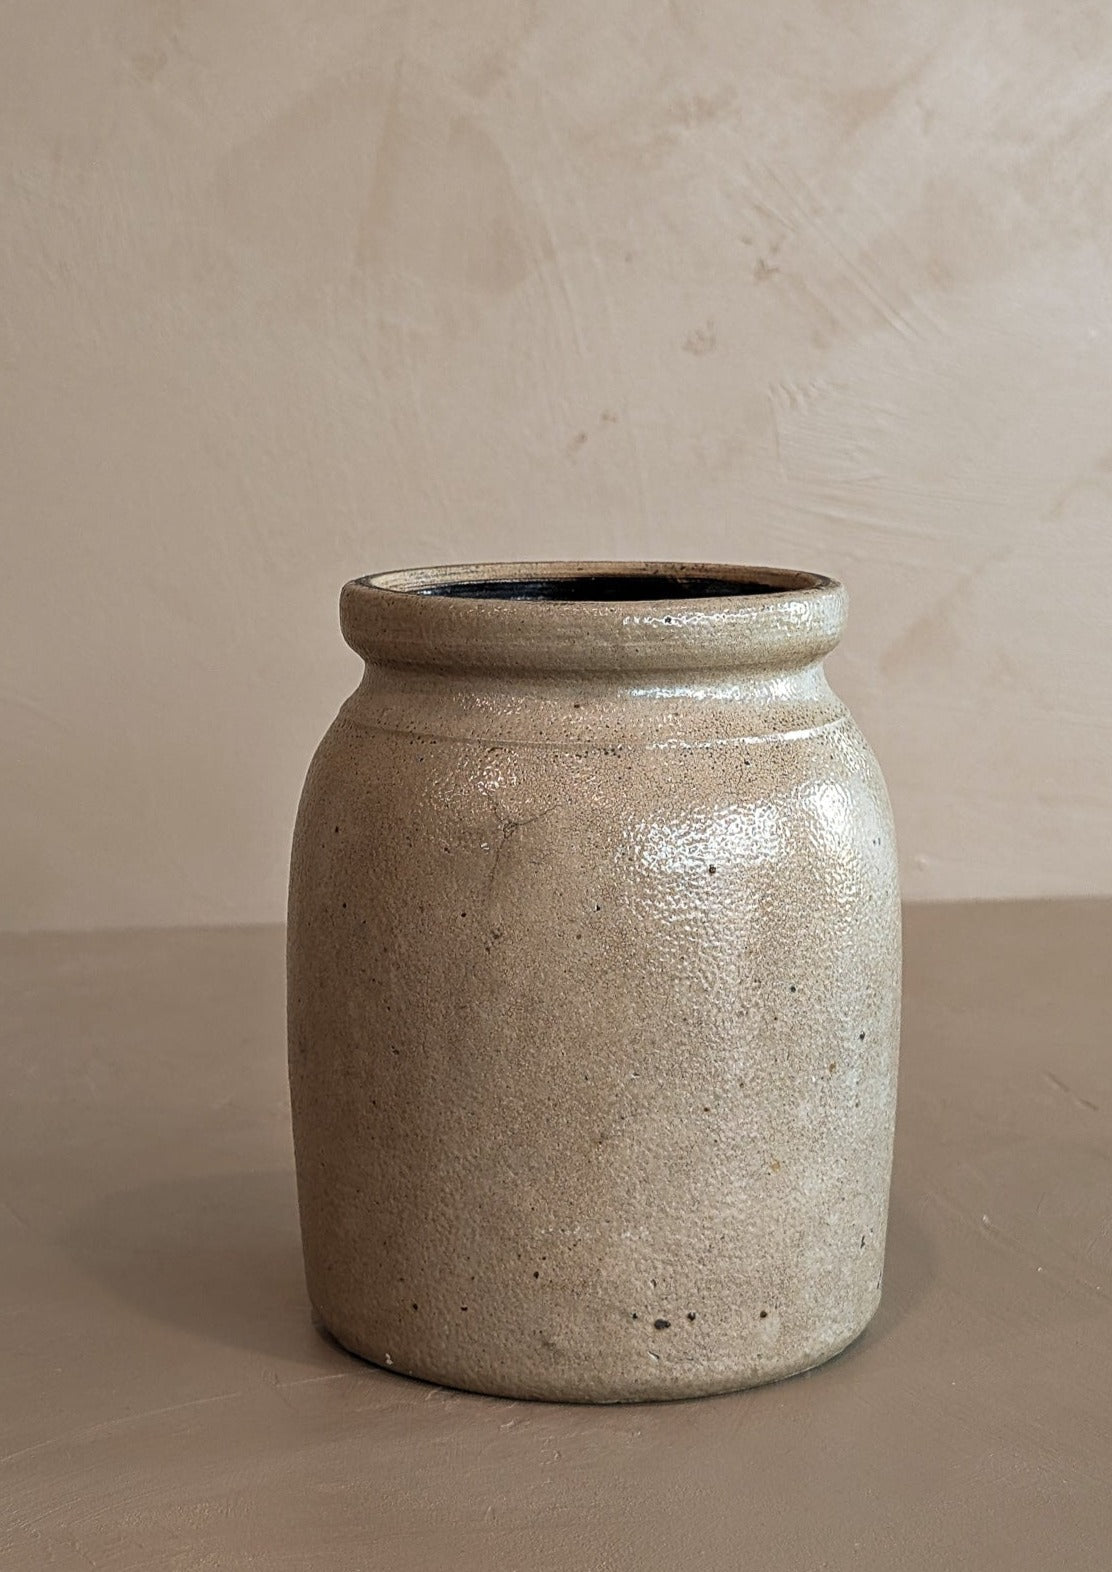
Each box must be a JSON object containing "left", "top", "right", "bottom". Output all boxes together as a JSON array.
[
  {"left": 667, "top": 87, "right": 737, "bottom": 130},
  {"left": 456, "top": 3, "right": 541, "bottom": 98},
  {"left": 357, "top": 72, "right": 553, "bottom": 294},
  {"left": 880, "top": 550, "right": 1014, "bottom": 678},
  {"left": 832, "top": 46, "right": 937, "bottom": 138},
  {"left": 683, "top": 321, "right": 717, "bottom": 356}
]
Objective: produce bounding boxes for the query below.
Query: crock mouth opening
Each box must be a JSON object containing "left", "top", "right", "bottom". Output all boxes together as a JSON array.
[
  {"left": 342, "top": 561, "right": 847, "bottom": 677},
  {"left": 366, "top": 563, "right": 833, "bottom": 603}
]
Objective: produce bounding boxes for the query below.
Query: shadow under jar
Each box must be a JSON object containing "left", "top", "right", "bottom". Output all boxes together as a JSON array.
[{"left": 287, "top": 561, "right": 900, "bottom": 1402}]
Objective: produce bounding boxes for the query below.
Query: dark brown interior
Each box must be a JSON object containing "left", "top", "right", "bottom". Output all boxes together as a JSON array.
[{"left": 417, "top": 573, "right": 785, "bottom": 602}]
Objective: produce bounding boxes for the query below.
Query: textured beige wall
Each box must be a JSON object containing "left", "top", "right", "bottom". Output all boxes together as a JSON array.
[{"left": 3, "top": 1, "right": 1111, "bottom": 931}]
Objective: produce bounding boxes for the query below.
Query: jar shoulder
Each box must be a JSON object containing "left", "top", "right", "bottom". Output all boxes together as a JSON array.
[
  {"left": 327, "top": 662, "right": 855, "bottom": 751},
  {"left": 294, "top": 685, "right": 895, "bottom": 866}
]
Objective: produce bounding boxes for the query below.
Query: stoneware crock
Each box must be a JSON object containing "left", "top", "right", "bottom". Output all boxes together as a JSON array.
[{"left": 287, "top": 561, "right": 901, "bottom": 1403}]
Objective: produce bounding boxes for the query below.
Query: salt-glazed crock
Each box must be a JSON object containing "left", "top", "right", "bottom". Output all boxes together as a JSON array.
[{"left": 288, "top": 562, "right": 900, "bottom": 1402}]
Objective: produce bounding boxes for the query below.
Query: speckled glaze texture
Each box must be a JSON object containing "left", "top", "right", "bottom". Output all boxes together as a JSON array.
[{"left": 288, "top": 562, "right": 901, "bottom": 1403}]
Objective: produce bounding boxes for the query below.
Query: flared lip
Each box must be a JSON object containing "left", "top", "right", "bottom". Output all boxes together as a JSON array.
[{"left": 341, "top": 560, "right": 847, "bottom": 674}]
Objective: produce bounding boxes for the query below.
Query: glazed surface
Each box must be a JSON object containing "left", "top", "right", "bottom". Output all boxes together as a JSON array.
[{"left": 288, "top": 566, "right": 900, "bottom": 1401}]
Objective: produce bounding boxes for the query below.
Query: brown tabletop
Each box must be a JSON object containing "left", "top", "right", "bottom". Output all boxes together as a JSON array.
[{"left": 2, "top": 902, "right": 1110, "bottom": 1570}]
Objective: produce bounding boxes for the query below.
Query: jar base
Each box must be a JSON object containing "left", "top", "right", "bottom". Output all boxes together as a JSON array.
[{"left": 311, "top": 1299, "right": 880, "bottom": 1405}]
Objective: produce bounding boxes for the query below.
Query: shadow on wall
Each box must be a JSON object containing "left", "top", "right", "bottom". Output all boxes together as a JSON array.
[
  {"left": 58, "top": 1165, "right": 935, "bottom": 1385},
  {"left": 59, "top": 1167, "right": 333, "bottom": 1365}
]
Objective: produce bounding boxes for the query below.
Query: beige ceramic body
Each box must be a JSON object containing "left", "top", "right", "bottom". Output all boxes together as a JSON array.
[{"left": 288, "top": 563, "right": 901, "bottom": 1403}]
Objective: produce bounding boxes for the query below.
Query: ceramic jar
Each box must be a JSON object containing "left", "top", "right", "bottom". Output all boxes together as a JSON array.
[{"left": 288, "top": 562, "right": 900, "bottom": 1402}]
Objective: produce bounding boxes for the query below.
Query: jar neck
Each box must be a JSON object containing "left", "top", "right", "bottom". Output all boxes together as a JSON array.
[
  {"left": 345, "top": 654, "right": 847, "bottom": 751},
  {"left": 339, "top": 562, "right": 848, "bottom": 683}
]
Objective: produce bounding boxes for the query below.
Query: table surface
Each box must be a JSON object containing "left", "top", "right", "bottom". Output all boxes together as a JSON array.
[{"left": 2, "top": 902, "right": 1110, "bottom": 1571}]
